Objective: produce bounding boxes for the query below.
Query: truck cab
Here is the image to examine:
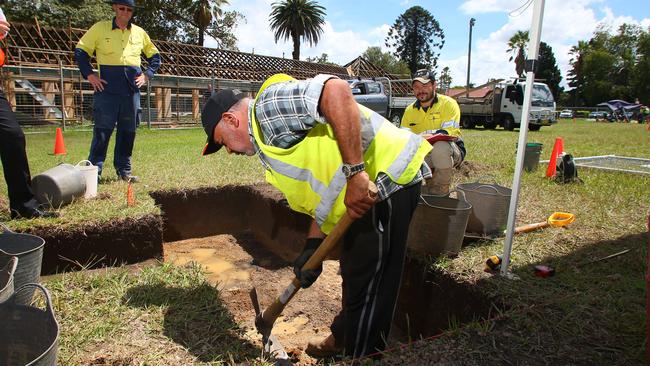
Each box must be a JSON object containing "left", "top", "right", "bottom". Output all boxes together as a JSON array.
[
  {"left": 458, "top": 79, "right": 556, "bottom": 131},
  {"left": 500, "top": 81, "right": 556, "bottom": 130}
]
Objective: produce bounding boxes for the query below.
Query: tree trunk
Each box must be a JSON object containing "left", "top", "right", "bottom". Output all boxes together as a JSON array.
[
  {"left": 292, "top": 31, "right": 300, "bottom": 60},
  {"left": 199, "top": 26, "right": 205, "bottom": 46}
]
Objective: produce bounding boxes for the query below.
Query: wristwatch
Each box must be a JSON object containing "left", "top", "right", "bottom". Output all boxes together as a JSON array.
[{"left": 342, "top": 162, "right": 365, "bottom": 179}]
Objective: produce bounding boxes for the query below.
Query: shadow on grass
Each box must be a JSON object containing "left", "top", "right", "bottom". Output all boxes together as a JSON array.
[{"left": 124, "top": 282, "right": 260, "bottom": 363}]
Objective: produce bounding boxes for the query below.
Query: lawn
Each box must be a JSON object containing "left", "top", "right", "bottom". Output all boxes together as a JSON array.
[{"left": 2, "top": 119, "right": 649, "bottom": 365}]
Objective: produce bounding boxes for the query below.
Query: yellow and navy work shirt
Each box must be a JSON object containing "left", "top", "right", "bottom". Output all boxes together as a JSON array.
[
  {"left": 401, "top": 93, "right": 466, "bottom": 157},
  {"left": 75, "top": 18, "right": 161, "bottom": 95}
]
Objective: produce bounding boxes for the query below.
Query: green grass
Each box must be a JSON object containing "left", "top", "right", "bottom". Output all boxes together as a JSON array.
[
  {"left": 3, "top": 119, "right": 650, "bottom": 364},
  {"left": 44, "top": 262, "right": 269, "bottom": 365},
  {"left": 1, "top": 126, "right": 263, "bottom": 229}
]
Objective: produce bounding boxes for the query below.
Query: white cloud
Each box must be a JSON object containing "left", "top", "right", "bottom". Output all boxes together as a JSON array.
[
  {"left": 206, "top": 0, "right": 386, "bottom": 65},
  {"left": 441, "top": 0, "right": 650, "bottom": 89},
  {"left": 206, "top": 0, "right": 649, "bottom": 91}
]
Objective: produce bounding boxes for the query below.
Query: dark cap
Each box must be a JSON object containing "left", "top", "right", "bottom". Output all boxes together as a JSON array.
[
  {"left": 107, "top": 0, "right": 136, "bottom": 7},
  {"left": 201, "top": 89, "right": 246, "bottom": 155},
  {"left": 412, "top": 69, "right": 435, "bottom": 84}
]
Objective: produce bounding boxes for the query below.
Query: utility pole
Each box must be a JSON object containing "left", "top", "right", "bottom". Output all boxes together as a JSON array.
[{"left": 466, "top": 18, "right": 476, "bottom": 97}]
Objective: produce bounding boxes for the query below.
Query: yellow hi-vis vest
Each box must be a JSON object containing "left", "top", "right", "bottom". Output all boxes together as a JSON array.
[{"left": 251, "top": 74, "right": 432, "bottom": 234}]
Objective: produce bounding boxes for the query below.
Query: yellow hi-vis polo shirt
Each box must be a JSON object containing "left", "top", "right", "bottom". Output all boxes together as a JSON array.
[
  {"left": 75, "top": 19, "right": 160, "bottom": 95},
  {"left": 401, "top": 93, "right": 462, "bottom": 138}
]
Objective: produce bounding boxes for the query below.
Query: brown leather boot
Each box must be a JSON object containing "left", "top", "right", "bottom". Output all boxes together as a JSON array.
[
  {"left": 423, "top": 168, "right": 452, "bottom": 195},
  {"left": 305, "top": 333, "right": 342, "bottom": 358}
]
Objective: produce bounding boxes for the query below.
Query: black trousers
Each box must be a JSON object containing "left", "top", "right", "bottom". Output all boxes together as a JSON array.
[
  {"left": 0, "top": 91, "right": 38, "bottom": 214},
  {"left": 331, "top": 183, "right": 421, "bottom": 358}
]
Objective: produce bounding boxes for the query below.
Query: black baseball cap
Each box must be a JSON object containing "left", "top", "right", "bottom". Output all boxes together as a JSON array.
[{"left": 201, "top": 89, "right": 246, "bottom": 155}]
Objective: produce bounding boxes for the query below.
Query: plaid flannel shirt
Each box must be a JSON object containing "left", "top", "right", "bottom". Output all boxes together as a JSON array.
[{"left": 248, "top": 74, "right": 431, "bottom": 201}]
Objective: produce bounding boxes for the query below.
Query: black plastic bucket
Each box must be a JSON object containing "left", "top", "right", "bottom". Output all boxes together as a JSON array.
[
  {"left": 0, "top": 223, "right": 45, "bottom": 305},
  {"left": 0, "top": 256, "right": 18, "bottom": 303},
  {"left": 457, "top": 178, "right": 511, "bottom": 237},
  {"left": 0, "top": 284, "right": 59, "bottom": 366},
  {"left": 407, "top": 190, "right": 472, "bottom": 257}
]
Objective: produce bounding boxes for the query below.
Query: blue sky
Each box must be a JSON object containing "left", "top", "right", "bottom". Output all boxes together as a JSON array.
[{"left": 210, "top": 0, "right": 650, "bottom": 88}]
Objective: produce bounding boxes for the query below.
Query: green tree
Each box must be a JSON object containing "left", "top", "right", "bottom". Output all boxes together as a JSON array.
[
  {"left": 4, "top": 0, "right": 113, "bottom": 29},
  {"left": 507, "top": 30, "right": 529, "bottom": 77},
  {"left": 384, "top": 6, "right": 445, "bottom": 74},
  {"left": 192, "top": 0, "right": 230, "bottom": 46},
  {"left": 567, "top": 24, "right": 647, "bottom": 106},
  {"left": 361, "top": 46, "right": 410, "bottom": 76},
  {"left": 567, "top": 40, "right": 590, "bottom": 106},
  {"left": 305, "top": 53, "right": 339, "bottom": 66},
  {"left": 4, "top": 0, "right": 242, "bottom": 49},
  {"left": 269, "top": 0, "right": 326, "bottom": 60},
  {"left": 437, "top": 66, "right": 452, "bottom": 93},
  {"left": 537, "top": 42, "right": 563, "bottom": 100},
  {"left": 632, "top": 30, "right": 650, "bottom": 103}
]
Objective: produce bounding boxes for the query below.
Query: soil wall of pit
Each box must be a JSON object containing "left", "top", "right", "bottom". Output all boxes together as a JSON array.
[
  {"left": 32, "top": 214, "right": 164, "bottom": 274},
  {"left": 150, "top": 184, "right": 312, "bottom": 262}
]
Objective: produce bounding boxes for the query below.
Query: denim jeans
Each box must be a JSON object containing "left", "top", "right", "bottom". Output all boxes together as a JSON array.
[{"left": 89, "top": 92, "right": 140, "bottom": 177}]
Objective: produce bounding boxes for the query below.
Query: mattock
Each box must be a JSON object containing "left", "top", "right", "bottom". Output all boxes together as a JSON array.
[{"left": 249, "top": 181, "right": 378, "bottom": 364}]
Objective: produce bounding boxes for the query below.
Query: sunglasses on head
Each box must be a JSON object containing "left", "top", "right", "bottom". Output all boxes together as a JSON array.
[
  {"left": 117, "top": 6, "right": 133, "bottom": 12},
  {"left": 413, "top": 69, "right": 433, "bottom": 79}
]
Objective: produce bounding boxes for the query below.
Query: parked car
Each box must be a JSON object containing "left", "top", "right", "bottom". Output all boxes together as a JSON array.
[
  {"left": 588, "top": 111, "right": 609, "bottom": 120},
  {"left": 559, "top": 109, "right": 574, "bottom": 118}
]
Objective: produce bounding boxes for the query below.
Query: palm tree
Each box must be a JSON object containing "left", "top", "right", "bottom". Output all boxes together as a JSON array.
[
  {"left": 507, "top": 30, "right": 529, "bottom": 77},
  {"left": 269, "top": 0, "right": 326, "bottom": 60},
  {"left": 193, "top": 0, "right": 230, "bottom": 46}
]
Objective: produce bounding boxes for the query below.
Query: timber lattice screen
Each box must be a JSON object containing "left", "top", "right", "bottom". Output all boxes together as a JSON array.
[{"left": 0, "top": 22, "right": 410, "bottom": 126}]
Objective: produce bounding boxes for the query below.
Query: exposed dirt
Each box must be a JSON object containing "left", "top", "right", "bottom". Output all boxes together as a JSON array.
[{"left": 164, "top": 233, "right": 342, "bottom": 365}]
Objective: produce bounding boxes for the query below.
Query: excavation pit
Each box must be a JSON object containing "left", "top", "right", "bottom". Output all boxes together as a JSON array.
[
  {"left": 154, "top": 184, "right": 495, "bottom": 361},
  {"left": 32, "top": 183, "right": 495, "bottom": 364}
]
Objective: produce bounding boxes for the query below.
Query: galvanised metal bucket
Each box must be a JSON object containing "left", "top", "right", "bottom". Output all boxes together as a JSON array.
[
  {"left": 32, "top": 163, "right": 86, "bottom": 208},
  {"left": 0, "top": 284, "right": 59, "bottom": 366},
  {"left": 407, "top": 190, "right": 472, "bottom": 257},
  {"left": 0, "top": 256, "right": 18, "bottom": 303},
  {"left": 457, "top": 178, "right": 511, "bottom": 237},
  {"left": 0, "top": 223, "right": 45, "bottom": 305}
]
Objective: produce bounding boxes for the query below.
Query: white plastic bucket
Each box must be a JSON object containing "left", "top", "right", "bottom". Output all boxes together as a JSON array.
[{"left": 75, "top": 160, "right": 98, "bottom": 199}]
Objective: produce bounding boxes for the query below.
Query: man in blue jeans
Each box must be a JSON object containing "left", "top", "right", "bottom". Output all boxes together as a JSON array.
[{"left": 74, "top": 0, "right": 161, "bottom": 182}]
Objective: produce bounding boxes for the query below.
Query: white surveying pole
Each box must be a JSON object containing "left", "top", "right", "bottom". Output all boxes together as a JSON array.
[{"left": 501, "top": 0, "right": 546, "bottom": 276}]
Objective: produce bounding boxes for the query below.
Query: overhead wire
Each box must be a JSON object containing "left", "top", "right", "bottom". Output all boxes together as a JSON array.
[{"left": 509, "top": 0, "right": 535, "bottom": 17}]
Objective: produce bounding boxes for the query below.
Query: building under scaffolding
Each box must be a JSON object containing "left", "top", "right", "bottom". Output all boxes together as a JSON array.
[{"left": 0, "top": 22, "right": 410, "bottom": 128}]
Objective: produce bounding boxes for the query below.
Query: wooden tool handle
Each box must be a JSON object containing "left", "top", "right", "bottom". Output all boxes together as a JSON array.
[
  {"left": 514, "top": 221, "right": 549, "bottom": 234},
  {"left": 259, "top": 181, "right": 378, "bottom": 328}
]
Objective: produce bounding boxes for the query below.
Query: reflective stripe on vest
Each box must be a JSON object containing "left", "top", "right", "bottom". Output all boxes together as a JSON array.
[{"left": 251, "top": 74, "right": 431, "bottom": 233}]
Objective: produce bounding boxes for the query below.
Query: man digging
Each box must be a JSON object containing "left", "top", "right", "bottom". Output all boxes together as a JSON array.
[{"left": 201, "top": 73, "right": 431, "bottom": 359}]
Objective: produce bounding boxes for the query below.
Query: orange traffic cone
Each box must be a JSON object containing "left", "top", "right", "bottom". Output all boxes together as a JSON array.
[
  {"left": 53, "top": 127, "right": 67, "bottom": 155},
  {"left": 647, "top": 123, "right": 650, "bottom": 131},
  {"left": 546, "top": 137, "right": 564, "bottom": 178},
  {"left": 126, "top": 180, "right": 135, "bottom": 207}
]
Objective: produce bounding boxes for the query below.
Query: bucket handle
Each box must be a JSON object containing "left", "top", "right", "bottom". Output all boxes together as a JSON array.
[
  {"left": 75, "top": 160, "right": 94, "bottom": 168},
  {"left": 1, "top": 256, "right": 18, "bottom": 278},
  {"left": 473, "top": 184, "right": 503, "bottom": 194},
  {"left": 0, "top": 222, "right": 15, "bottom": 234},
  {"left": 11, "top": 283, "right": 56, "bottom": 316},
  {"left": 420, "top": 189, "right": 468, "bottom": 207},
  {"left": 471, "top": 175, "right": 499, "bottom": 185}
]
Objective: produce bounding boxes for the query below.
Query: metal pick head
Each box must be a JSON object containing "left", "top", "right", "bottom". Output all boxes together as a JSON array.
[{"left": 249, "top": 288, "right": 290, "bottom": 362}]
